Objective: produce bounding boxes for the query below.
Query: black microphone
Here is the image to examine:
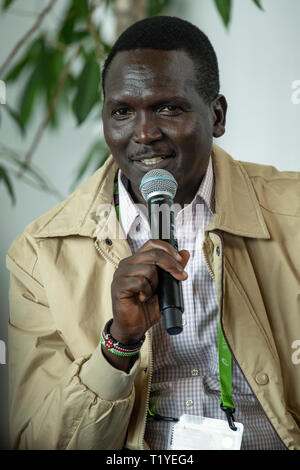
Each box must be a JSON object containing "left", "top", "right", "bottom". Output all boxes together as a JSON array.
[{"left": 139, "top": 169, "right": 184, "bottom": 335}]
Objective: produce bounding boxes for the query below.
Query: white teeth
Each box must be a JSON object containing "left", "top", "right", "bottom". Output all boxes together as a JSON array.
[{"left": 140, "top": 156, "right": 164, "bottom": 165}]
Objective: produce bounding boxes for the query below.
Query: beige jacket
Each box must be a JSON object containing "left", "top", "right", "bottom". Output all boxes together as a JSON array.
[{"left": 6, "top": 144, "right": 300, "bottom": 450}]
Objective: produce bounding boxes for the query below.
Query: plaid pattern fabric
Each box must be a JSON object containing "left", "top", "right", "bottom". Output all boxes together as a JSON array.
[{"left": 117, "top": 158, "right": 286, "bottom": 450}]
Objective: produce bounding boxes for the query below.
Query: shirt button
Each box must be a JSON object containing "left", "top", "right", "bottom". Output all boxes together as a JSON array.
[
  {"left": 182, "top": 318, "right": 187, "bottom": 327},
  {"left": 191, "top": 369, "right": 199, "bottom": 376},
  {"left": 255, "top": 372, "right": 269, "bottom": 385},
  {"left": 185, "top": 399, "right": 194, "bottom": 408}
]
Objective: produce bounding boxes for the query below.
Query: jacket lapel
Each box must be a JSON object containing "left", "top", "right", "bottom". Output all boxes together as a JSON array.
[{"left": 207, "top": 144, "right": 270, "bottom": 239}]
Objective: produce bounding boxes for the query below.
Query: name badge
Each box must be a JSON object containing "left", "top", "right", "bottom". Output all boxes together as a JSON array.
[{"left": 170, "top": 414, "right": 244, "bottom": 450}]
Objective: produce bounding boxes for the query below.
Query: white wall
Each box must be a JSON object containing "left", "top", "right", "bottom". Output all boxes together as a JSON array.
[
  {"left": 0, "top": 0, "right": 299, "bottom": 449},
  {"left": 170, "top": 0, "right": 300, "bottom": 170}
]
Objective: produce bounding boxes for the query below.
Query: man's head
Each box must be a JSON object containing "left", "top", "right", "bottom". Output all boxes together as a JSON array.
[
  {"left": 101, "top": 16, "right": 227, "bottom": 207},
  {"left": 102, "top": 16, "right": 220, "bottom": 105}
]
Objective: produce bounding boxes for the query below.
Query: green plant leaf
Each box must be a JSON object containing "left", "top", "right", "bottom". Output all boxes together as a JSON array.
[
  {"left": 214, "top": 0, "right": 232, "bottom": 27},
  {"left": 59, "top": 0, "right": 89, "bottom": 44},
  {"left": 19, "top": 67, "right": 41, "bottom": 127},
  {"left": 0, "top": 165, "right": 16, "bottom": 204},
  {"left": 147, "top": 0, "right": 171, "bottom": 16},
  {"left": 59, "top": 12, "right": 76, "bottom": 44},
  {"left": 4, "top": 38, "right": 44, "bottom": 83},
  {"left": 4, "top": 55, "right": 32, "bottom": 83},
  {"left": 2, "top": 104, "right": 26, "bottom": 135},
  {"left": 102, "top": 41, "right": 112, "bottom": 55},
  {"left": 67, "top": 29, "right": 90, "bottom": 44},
  {"left": 0, "top": 145, "right": 64, "bottom": 200},
  {"left": 9, "top": 38, "right": 70, "bottom": 130},
  {"left": 73, "top": 0, "right": 89, "bottom": 18},
  {"left": 2, "top": 0, "right": 17, "bottom": 11},
  {"left": 252, "top": 0, "right": 264, "bottom": 10},
  {"left": 72, "top": 53, "right": 100, "bottom": 125},
  {"left": 37, "top": 43, "right": 65, "bottom": 127}
]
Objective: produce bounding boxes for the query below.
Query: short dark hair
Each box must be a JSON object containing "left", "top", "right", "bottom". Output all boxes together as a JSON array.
[{"left": 102, "top": 16, "right": 220, "bottom": 104}]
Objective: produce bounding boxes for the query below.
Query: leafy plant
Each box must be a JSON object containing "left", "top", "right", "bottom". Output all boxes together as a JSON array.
[
  {"left": 0, "top": 143, "right": 64, "bottom": 203},
  {"left": 214, "top": 0, "right": 263, "bottom": 27},
  {"left": 0, "top": 0, "right": 264, "bottom": 205}
]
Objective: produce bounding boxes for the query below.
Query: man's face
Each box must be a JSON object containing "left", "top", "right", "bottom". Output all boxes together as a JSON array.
[{"left": 102, "top": 49, "right": 226, "bottom": 206}]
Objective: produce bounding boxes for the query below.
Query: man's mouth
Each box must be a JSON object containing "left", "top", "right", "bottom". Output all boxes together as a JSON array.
[
  {"left": 138, "top": 156, "right": 165, "bottom": 165},
  {"left": 132, "top": 153, "right": 174, "bottom": 168}
]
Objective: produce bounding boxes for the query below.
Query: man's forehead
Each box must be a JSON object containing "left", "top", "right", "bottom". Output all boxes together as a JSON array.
[{"left": 104, "top": 49, "right": 197, "bottom": 94}]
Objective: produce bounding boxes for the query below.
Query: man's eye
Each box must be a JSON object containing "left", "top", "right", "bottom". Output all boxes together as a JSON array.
[
  {"left": 158, "top": 105, "right": 181, "bottom": 114},
  {"left": 112, "top": 108, "right": 132, "bottom": 118}
]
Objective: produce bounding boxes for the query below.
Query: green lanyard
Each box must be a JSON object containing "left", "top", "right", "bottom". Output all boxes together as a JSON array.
[
  {"left": 218, "top": 321, "right": 237, "bottom": 430},
  {"left": 114, "top": 180, "right": 120, "bottom": 221},
  {"left": 113, "top": 181, "right": 236, "bottom": 430}
]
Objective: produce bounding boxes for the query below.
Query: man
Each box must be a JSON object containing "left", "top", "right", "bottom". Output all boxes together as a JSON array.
[{"left": 6, "top": 16, "right": 300, "bottom": 450}]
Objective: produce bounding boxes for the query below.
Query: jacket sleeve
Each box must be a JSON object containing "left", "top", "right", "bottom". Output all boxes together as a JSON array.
[{"left": 6, "top": 233, "right": 140, "bottom": 450}]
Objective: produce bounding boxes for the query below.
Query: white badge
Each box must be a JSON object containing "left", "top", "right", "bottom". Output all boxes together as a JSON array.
[{"left": 170, "top": 414, "right": 244, "bottom": 450}]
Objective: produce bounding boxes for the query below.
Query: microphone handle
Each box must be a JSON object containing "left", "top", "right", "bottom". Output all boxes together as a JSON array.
[
  {"left": 148, "top": 194, "right": 184, "bottom": 335},
  {"left": 157, "top": 265, "right": 184, "bottom": 335}
]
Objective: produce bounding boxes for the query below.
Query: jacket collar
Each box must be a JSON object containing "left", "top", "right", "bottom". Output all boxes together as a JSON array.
[
  {"left": 33, "top": 144, "right": 270, "bottom": 240},
  {"left": 33, "top": 155, "right": 119, "bottom": 239},
  {"left": 206, "top": 144, "right": 270, "bottom": 239}
]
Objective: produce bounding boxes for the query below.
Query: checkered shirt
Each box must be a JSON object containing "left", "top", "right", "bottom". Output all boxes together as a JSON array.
[{"left": 117, "top": 157, "right": 286, "bottom": 450}]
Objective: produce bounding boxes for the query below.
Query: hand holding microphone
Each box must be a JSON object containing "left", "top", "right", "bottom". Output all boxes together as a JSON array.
[
  {"left": 107, "top": 170, "right": 189, "bottom": 370},
  {"left": 139, "top": 169, "right": 186, "bottom": 335}
]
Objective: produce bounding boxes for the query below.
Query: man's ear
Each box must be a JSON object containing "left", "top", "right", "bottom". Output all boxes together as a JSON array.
[{"left": 212, "top": 94, "right": 227, "bottom": 138}]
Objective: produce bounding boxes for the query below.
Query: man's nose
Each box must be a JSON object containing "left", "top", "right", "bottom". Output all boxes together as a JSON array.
[{"left": 132, "top": 113, "right": 163, "bottom": 144}]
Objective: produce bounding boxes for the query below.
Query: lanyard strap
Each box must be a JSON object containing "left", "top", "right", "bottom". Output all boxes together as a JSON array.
[
  {"left": 114, "top": 179, "right": 120, "bottom": 221},
  {"left": 218, "top": 321, "right": 234, "bottom": 409},
  {"left": 113, "top": 179, "right": 237, "bottom": 430},
  {"left": 218, "top": 321, "right": 237, "bottom": 430}
]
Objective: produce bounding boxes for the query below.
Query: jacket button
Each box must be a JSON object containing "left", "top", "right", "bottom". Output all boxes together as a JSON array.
[
  {"left": 255, "top": 372, "right": 269, "bottom": 385},
  {"left": 105, "top": 238, "right": 112, "bottom": 246}
]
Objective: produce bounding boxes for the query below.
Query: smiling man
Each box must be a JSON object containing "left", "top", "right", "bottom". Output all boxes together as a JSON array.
[
  {"left": 102, "top": 47, "right": 226, "bottom": 208},
  {"left": 6, "top": 16, "right": 300, "bottom": 450}
]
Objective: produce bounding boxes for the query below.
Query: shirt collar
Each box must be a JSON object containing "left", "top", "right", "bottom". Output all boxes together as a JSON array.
[
  {"left": 118, "top": 169, "right": 149, "bottom": 239},
  {"left": 189, "top": 155, "right": 215, "bottom": 215}
]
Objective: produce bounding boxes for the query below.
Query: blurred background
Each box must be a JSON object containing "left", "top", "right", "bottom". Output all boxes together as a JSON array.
[{"left": 0, "top": 0, "right": 299, "bottom": 449}]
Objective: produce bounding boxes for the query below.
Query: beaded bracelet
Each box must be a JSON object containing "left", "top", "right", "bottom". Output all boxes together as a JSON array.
[{"left": 100, "top": 319, "right": 146, "bottom": 357}]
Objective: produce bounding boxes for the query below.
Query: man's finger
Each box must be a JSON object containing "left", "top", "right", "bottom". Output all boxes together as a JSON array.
[{"left": 137, "top": 239, "right": 183, "bottom": 261}]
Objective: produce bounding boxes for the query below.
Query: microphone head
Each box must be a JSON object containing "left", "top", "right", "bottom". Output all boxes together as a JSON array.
[{"left": 139, "top": 169, "right": 178, "bottom": 202}]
